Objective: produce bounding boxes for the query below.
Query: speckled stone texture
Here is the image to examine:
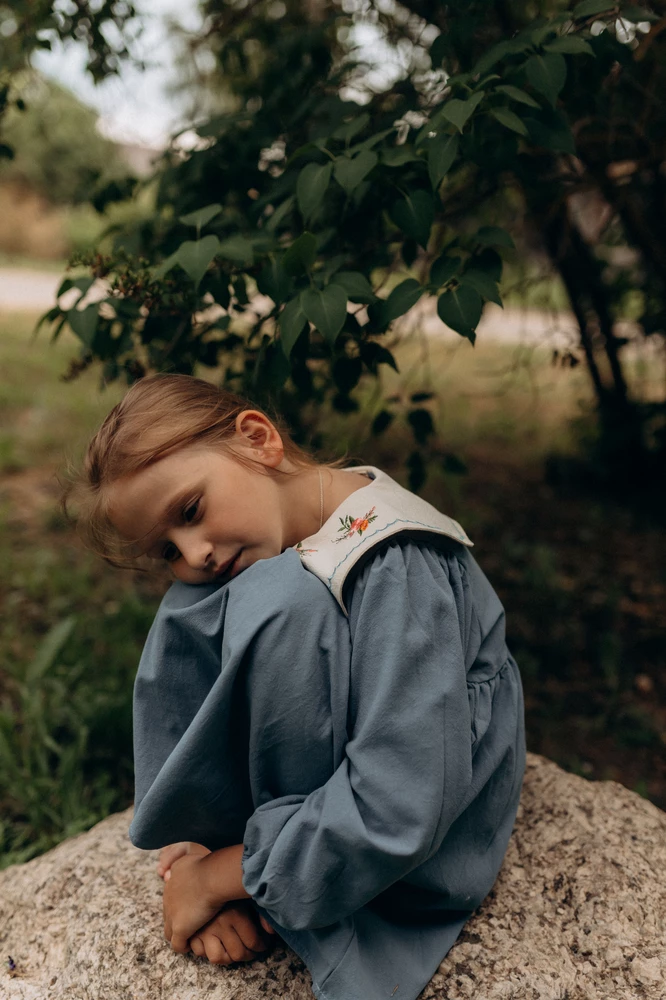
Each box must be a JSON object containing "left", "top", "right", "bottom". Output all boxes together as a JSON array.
[{"left": 1, "top": 753, "right": 664, "bottom": 1000}]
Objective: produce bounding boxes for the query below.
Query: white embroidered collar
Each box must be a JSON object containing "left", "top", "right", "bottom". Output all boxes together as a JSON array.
[{"left": 295, "top": 465, "right": 473, "bottom": 614}]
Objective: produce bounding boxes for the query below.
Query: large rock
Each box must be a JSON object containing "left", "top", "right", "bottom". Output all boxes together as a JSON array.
[{"left": 0, "top": 754, "right": 664, "bottom": 1000}]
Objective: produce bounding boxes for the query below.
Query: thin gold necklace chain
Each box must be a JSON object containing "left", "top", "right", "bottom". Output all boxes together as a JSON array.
[{"left": 318, "top": 468, "right": 324, "bottom": 530}]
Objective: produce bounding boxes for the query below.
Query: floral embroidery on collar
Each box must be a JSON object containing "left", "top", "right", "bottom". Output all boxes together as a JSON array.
[
  {"left": 294, "top": 540, "right": 318, "bottom": 556},
  {"left": 334, "top": 506, "right": 378, "bottom": 543}
]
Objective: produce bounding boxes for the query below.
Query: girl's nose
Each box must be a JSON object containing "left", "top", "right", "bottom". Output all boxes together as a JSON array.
[{"left": 174, "top": 532, "right": 214, "bottom": 572}]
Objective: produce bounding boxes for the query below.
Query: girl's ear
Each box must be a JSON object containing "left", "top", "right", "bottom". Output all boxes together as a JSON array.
[{"left": 234, "top": 410, "right": 284, "bottom": 468}]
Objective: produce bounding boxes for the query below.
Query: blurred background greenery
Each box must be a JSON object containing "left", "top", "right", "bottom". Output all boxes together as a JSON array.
[{"left": 0, "top": 0, "right": 664, "bottom": 869}]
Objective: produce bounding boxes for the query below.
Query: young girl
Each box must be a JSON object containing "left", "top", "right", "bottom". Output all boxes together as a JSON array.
[{"left": 70, "top": 373, "right": 525, "bottom": 1000}]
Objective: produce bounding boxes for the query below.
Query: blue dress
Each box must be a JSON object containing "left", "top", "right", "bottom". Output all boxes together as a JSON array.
[{"left": 130, "top": 537, "right": 526, "bottom": 1000}]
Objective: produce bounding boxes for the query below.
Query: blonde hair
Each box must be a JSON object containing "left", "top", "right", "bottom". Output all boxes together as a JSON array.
[{"left": 64, "top": 374, "right": 318, "bottom": 568}]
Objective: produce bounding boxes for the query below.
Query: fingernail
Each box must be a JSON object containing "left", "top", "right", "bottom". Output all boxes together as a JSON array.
[{"left": 164, "top": 870, "right": 171, "bottom": 881}]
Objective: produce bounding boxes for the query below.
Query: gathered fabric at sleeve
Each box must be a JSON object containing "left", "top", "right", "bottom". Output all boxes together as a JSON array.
[{"left": 241, "top": 539, "right": 475, "bottom": 932}]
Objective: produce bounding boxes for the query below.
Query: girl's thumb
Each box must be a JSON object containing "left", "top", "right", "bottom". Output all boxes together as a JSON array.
[{"left": 259, "top": 915, "right": 276, "bottom": 935}]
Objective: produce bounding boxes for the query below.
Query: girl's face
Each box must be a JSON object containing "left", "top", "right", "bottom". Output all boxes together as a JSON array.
[{"left": 105, "top": 412, "right": 298, "bottom": 585}]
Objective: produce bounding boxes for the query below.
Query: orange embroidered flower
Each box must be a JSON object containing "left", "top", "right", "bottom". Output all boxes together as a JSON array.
[{"left": 334, "top": 506, "right": 378, "bottom": 542}]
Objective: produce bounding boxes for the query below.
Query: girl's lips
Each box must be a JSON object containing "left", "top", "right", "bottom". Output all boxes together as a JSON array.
[{"left": 215, "top": 550, "right": 243, "bottom": 581}]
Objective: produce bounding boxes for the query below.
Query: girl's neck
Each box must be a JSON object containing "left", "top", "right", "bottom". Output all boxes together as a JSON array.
[{"left": 280, "top": 466, "right": 371, "bottom": 548}]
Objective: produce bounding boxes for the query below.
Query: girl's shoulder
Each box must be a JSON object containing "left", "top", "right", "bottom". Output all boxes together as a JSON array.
[{"left": 156, "top": 547, "right": 341, "bottom": 632}]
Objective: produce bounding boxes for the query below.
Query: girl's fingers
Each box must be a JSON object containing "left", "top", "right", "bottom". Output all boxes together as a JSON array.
[
  {"left": 217, "top": 926, "right": 254, "bottom": 964},
  {"left": 157, "top": 842, "right": 190, "bottom": 877},
  {"left": 233, "top": 913, "right": 269, "bottom": 954},
  {"left": 190, "top": 936, "right": 205, "bottom": 958},
  {"left": 259, "top": 915, "right": 276, "bottom": 935},
  {"left": 201, "top": 933, "right": 232, "bottom": 966},
  {"left": 187, "top": 842, "right": 211, "bottom": 858}
]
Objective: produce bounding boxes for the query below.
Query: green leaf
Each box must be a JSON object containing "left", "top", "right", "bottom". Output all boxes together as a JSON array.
[
  {"left": 443, "top": 452, "right": 468, "bottom": 475},
  {"left": 381, "top": 145, "right": 421, "bottom": 167},
  {"left": 152, "top": 249, "right": 181, "bottom": 280},
  {"left": 283, "top": 232, "right": 317, "bottom": 276},
  {"left": 473, "top": 247, "right": 503, "bottom": 281},
  {"left": 348, "top": 128, "right": 394, "bottom": 155},
  {"left": 472, "top": 40, "right": 511, "bottom": 76},
  {"left": 361, "top": 341, "right": 399, "bottom": 373},
  {"left": 460, "top": 268, "right": 503, "bottom": 306},
  {"left": 296, "top": 162, "right": 332, "bottom": 222},
  {"left": 389, "top": 190, "right": 434, "bottom": 249},
  {"left": 257, "top": 341, "right": 291, "bottom": 393},
  {"left": 544, "top": 36, "right": 595, "bottom": 55},
  {"left": 25, "top": 618, "right": 76, "bottom": 684},
  {"left": 67, "top": 304, "right": 99, "bottom": 346},
  {"left": 175, "top": 235, "right": 221, "bottom": 287},
  {"left": 573, "top": 0, "right": 614, "bottom": 17},
  {"left": 278, "top": 296, "right": 308, "bottom": 358},
  {"left": 257, "top": 258, "right": 291, "bottom": 305},
  {"left": 333, "top": 150, "right": 378, "bottom": 195},
  {"left": 437, "top": 286, "right": 483, "bottom": 342},
  {"left": 408, "top": 408, "right": 435, "bottom": 445},
  {"left": 526, "top": 52, "right": 567, "bottom": 107},
  {"left": 179, "top": 204, "right": 222, "bottom": 229},
  {"left": 332, "top": 113, "right": 370, "bottom": 143},
  {"left": 301, "top": 284, "right": 348, "bottom": 345},
  {"left": 407, "top": 450, "right": 427, "bottom": 493},
  {"left": 331, "top": 271, "right": 377, "bottom": 303},
  {"left": 380, "top": 278, "right": 424, "bottom": 324},
  {"left": 427, "top": 133, "right": 459, "bottom": 189},
  {"left": 57, "top": 276, "right": 95, "bottom": 301},
  {"left": 490, "top": 107, "right": 529, "bottom": 136},
  {"left": 475, "top": 225, "right": 515, "bottom": 249},
  {"left": 372, "top": 409, "right": 394, "bottom": 435},
  {"left": 524, "top": 111, "right": 576, "bottom": 154},
  {"left": 217, "top": 234, "right": 256, "bottom": 264},
  {"left": 332, "top": 356, "right": 363, "bottom": 393},
  {"left": 621, "top": 6, "right": 660, "bottom": 22},
  {"left": 531, "top": 20, "right": 556, "bottom": 46},
  {"left": 439, "top": 92, "right": 484, "bottom": 132},
  {"left": 286, "top": 139, "right": 328, "bottom": 166},
  {"left": 495, "top": 84, "right": 541, "bottom": 108},
  {"left": 265, "top": 195, "right": 295, "bottom": 233},
  {"left": 430, "top": 253, "right": 462, "bottom": 287}
]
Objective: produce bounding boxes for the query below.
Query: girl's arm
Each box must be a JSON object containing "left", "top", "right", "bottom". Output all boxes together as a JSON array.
[{"left": 241, "top": 541, "right": 477, "bottom": 932}]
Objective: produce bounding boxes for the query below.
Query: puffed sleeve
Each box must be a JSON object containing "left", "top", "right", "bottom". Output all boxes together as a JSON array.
[{"left": 241, "top": 538, "right": 474, "bottom": 931}]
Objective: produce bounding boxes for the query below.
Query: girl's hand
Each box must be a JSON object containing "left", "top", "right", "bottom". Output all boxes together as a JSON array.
[
  {"left": 189, "top": 901, "right": 276, "bottom": 965},
  {"left": 163, "top": 852, "right": 226, "bottom": 953},
  {"left": 157, "top": 841, "right": 210, "bottom": 879}
]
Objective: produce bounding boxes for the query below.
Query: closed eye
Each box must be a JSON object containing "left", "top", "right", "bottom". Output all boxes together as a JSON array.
[
  {"left": 162, "top": 541, "right": 180, "bottom": 563},
  {"left": 183, "top": 498, "right": 200, "bottom": 524}
]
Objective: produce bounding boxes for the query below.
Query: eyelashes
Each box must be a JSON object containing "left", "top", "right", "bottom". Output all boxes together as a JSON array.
[
  {"left": 183, "top": 498, "right": 200, "bottom": 524},
  {"left": 162, "top": 541, "right": 180, "bottom": 563},
  {"left": 161, "top": 497, "right": 202, "bottom": 562}
]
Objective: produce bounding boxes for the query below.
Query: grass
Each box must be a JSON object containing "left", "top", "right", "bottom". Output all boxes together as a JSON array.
[
  {"left": 0, "top": 311, "right": 161, "bottom": 866},
  {"left": 0, "top": 306, "right": 664, "bottom": 869}
]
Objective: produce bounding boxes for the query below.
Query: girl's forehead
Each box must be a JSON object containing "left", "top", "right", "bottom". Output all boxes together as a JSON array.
[{"left": 105, "top": 456, "right": 197, "bottom": 539}]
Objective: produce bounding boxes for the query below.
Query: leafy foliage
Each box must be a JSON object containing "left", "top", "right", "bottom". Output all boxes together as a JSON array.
[{"left": 5, "top": 0, "right": 666, "bottom": 473}]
